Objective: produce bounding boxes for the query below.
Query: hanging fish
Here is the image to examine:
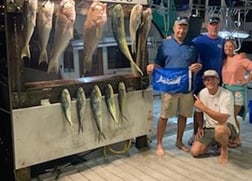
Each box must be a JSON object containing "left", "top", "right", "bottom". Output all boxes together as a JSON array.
[
  {"left": 21, "top": 0, "right": 38, "bottom": 59},
  {"left": 105, "top": 84, "right": 120, "bottom": 126},
  {"left": 82, "top": 1, "right": 107, "bottom": 75},
  {"left": 118, "top": 81, "right": 128, "bottom": 122},
  {"left": 111, "top": 4, "right": 143, "bottom": 76},
  {"left": 47, "top": 0, "right": 76, "bottom": 73},
  {"left": 61, "top": 88, "right": 73, "bottom": 127},
  {"left": 136, "top": 8, "right": 152, "bottom": 75},
  {"left": 90, "top": 85, "right": 106, "bottom": 142},
  {"left": 129, "top": 4, "right": 143, "bottom": 54},
  {"left": 76, "top": 87, "right": 86, "bottom": 133},
  {"left": 37, "top": 0, "right": 54, "bottom": 64}
]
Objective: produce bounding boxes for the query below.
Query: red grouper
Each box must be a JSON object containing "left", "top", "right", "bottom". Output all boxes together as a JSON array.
[
  {"left": 47, "top": 0, "right": 76, "bottom": 73},
  {"left": 82, "top": 1, "right": 107, "bottom": 75}
]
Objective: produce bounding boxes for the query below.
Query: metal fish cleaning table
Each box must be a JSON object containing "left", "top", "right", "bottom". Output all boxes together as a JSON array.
[{"left": 11, "top": 75, "right": 153, "bottom": 176}]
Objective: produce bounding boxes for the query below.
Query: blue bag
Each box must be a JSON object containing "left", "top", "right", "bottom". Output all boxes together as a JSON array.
[{"left": 153, "top": 67, "right": 192, "bottom": 93}]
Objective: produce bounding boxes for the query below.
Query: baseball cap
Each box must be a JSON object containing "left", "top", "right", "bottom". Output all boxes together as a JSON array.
[
  {"left": 174, "top": 16, "right": 189, "bottom": 25},
  {"left": 202, "top": 70, "right": 219, "bottom": 79},
  {"left": 208, "top": 16, "right": 220, "bottom": 24}
]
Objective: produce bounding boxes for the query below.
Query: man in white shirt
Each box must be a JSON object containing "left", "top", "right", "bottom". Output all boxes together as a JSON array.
[{"left": 190, "top": 70, "right": 239, "bottom": 164}]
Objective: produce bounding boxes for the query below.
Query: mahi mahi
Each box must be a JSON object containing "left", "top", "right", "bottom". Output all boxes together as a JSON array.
[
  {"left": 61, "top": 88, "right": 73, "bottom": 127},
  {"left": 82, "top": 1, "right": 107, "bottom": 75},
  {"left": 136, "top": 8, "right": 152, "bottom": 75},
  {"left": 90, "top": 85, "right": 106, "bottom": 142},
  {"left": 111, "top": 4, "right": 143, "bottom": 76},
  {"left": 105, "top": 84, "right": 120, "bottom": 126},
  {"left": 129, "top": 4, "right": 143, "bottom": 54},
  {"left": 47, "top": 0, "right": 76, "bottom": 73},
  {"left": 21, "top": 0, "right": 38, "bottom": 59},
  {"left": 118, "top": 81, "right": 128, "bottom": 122},
  {"left": 37, "top": 0, "right": 54, "bottom": 64},
  {"left": 76, "top": 87, "right": 86, "bottom": 133}
]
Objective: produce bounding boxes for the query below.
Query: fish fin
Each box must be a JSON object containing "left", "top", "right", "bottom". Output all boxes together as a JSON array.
[
  {"left": 47, "top": 58, "right": 59, "bottom": 73},
  {"left": 38, "top": 50, "right": 48, "bottom": 64},
  {"left": 21, "top": 45, "right": 31, "bottom": 59}
]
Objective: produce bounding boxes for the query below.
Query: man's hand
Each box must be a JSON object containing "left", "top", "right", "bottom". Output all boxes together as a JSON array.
[
  {"left": 146, "top": 64, "right": 155, "bottom": 75},
  {"left": 189, "top": 63, "right": 202, "bottom": 73},
  {"left": 195, "top": 127, "right": 204, "bottom": 140},
  {"left": 194, "top": 94, "right": 206, "bottom": 111}
]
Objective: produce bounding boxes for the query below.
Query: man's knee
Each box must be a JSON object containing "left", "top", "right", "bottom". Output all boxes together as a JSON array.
[{"left": 190, "top": 146, "right": 201, "bottom": 157}]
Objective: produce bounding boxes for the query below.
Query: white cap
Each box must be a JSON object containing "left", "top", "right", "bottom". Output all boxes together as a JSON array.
[{"left": 202, "top": 70, "right": 219, "bottom": 79}]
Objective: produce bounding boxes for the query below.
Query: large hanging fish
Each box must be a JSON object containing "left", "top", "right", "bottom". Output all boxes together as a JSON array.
[
  {"left": 136, "top": 8, "right": 152, "bottom": 75},
  {"left": 90, "top": 85, "right": 106, "bottom": 142},
  {"left": 105, "top": 84, "right": 120, "bottom": 126},
  {"left": 37, "top": 0, "right": 54, "bottom": 64},
  {"left": 47, "top": 0, "right": 76, "bottom": 73},
  {"left": 21, "top": 0, "right": 38, "bottom": 59},
  {"left": 76, "top": 87, "right": 86, "bottom": 133},
  {"left": 129, "top": 4, "right": 143, "bottom": 54},
  {"left": 111, "top": 4, "right": 143, "bottom": 76},
  {"left": 61, "top": 88, "right": 73, "bottom": 127},
  {"left": 82, "top": 1, "right": 107, "bottom": 75}
]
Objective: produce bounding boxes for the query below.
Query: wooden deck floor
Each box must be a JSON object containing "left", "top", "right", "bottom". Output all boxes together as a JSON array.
[{"left": 34, "top": 117, "right": 252, "bottom": 181}]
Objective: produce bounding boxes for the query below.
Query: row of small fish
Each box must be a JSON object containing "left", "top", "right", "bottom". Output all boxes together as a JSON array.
[
  {"left": 60, "top": 81, "right": 128, "bottom": 142},
  {"left": 20, "top": 0, "right": 76, "bottom": 73}
]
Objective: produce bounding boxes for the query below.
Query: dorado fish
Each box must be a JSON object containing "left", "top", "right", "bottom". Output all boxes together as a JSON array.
[
  {"left": 37, "top": 0, "right": 54, "bottom": 64},
  {"left": 61, "top": 88, "right": 73, "bottom": 127},
  {"left": 47, "top": 0, "right": 76, "bottom": 73},
  {"left": 129, "top": 4, "right": 143, "bottom": 54},
  {"left": 118, "top": 81, "right": 128, "bottom": 122},
  {"left": 76, "top": 87, "right": 86, "bottom": 133},
  {"left": 136, "top": 8, "right": 152, "bottom": 75},
  {"left": 21, "top": 0, "right": 38, "bottom": 59},
  {"left": 111, "top": 4, "right": 143, "bottom": 76},
  {"left": 82, "top": 1, "right": 107, "bottom": 75},
  {"left": 105, "top": 84, "right": 120, "bottom": 126},
  {"left": 90, "top": 85, "right": 106, "bottom": 142}
]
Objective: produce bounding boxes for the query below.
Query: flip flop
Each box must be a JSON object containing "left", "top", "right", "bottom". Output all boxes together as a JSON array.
[
  {"left": 175, "top": 143, "right": 190, "bottom": 152},
  {"left": 228, "top": 142, "right": 241, "bottom": 148}
]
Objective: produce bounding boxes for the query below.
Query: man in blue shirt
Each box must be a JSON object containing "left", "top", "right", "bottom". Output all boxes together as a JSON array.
[
  {"left": 147, "top": 17, "right": 201, "bottom": 156},
  {"left": 189, "top": 16, "right": 224, "bottom": 145}
]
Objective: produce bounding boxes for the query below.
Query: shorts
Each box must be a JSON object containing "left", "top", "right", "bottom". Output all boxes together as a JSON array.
[
  {"left": 160, "top": 92, "right": 194, "bottom": 119},
  {"left": 198, "top": 123, "right": 238, "bottom": 147},
  {"left": 234, "top": 91, "right": 244, "bottom": 106}
]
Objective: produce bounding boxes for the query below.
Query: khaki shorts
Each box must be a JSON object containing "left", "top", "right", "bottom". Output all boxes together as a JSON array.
[
  {"left": 234, "top": 91, "right": 244, "bottom": 106},
  {"left": 199, "top": 123, "right": 238, "bottom": 147},
  {"left": 160, "top": 92, "right": 194, "bottom": 119}
]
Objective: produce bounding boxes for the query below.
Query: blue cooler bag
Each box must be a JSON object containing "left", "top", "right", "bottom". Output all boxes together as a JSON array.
[{"left": 153, "top": 67, "right": 192, "bottom": 93}]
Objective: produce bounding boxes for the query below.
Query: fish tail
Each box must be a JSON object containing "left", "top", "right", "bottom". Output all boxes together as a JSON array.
[
  {"left": 98, "top": 131, "right": 106, "bottom": 143},
  {"left": 131, "top": 60, "right": 143, "bottom": 76},
  {"left": 67, "top": 118, "right": 73, "bottom": 127},
  {"left": 131, "top": 41, "right": 136, "bottom": 54},
  {"left": 38, "top": 50, "right": 48, "bottom": 64},
  {"left": 21, "top": 45, "right": 31, "bottom": 59},
  {"left": 83, "top": 55, "right": 92, "bottom": 74},
  {"left": 78, "top": 120, "right": 84, "bottom": 133},
  {"left": 47, "top": 57, "right": 59, "bottom": 73}
]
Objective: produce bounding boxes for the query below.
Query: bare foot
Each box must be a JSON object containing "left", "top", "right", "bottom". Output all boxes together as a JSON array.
[
  {"left": 218, "top": 154, "right": 228, "bottom": 164},
  {"left": 156, "top": 144, "right": 165, "bottom": 156},
  {"left": 175, "top": 142, "right": 190, "bottom": 152},
  {"left": 218, "top": 148, "right": 228, "bottom": 164}
]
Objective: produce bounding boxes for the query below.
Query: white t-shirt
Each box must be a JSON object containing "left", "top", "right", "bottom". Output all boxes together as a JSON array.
[{"left": 197, "top": 87, "right": 239, "bottom": 133}]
